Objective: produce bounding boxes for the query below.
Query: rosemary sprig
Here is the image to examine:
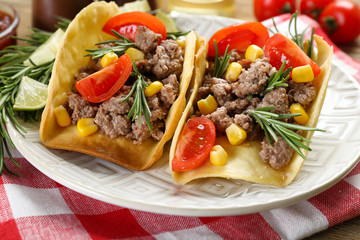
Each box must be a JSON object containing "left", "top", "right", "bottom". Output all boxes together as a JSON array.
[
  {"left": 260, "top": 60, "right": 292, "bottom": 96},
  {"left": 213, "top": 40, "right": 230, "bottom": 78},
  {"left": 246, "top": 106, "right": 325, "bottom": 159},
  {"left": 167, "top": 30, "right": 191, "bottom": 40},
  {"left": 270, "top": 12, "right": 315, "bottom": 59},
  {"left": 84, "top": 30, "right": 135, "bottom": 59},
  {"left": 122, "top": 61, "right": 152, "bottom": 131},
  {"left": 0, "top": 18, "right": 69, "bottom": 175}
]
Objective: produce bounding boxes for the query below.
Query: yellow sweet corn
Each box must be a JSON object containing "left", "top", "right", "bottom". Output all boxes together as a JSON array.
[
  {"left": 292, "top": 65, "right": 314, "bottom": 83},
  {"left": 225, "top": 123, "right": 247, "bottom": 145},
  {"left": 197, "top": 94, "right": 218, "bottom": 115},
  {"left": 210, "top": 145, "right": 228, "bottom": 166},
  {"left": 125, "top": 47, "right": 145, "bottom": 61},
  {"left": 176, "top": 39, "right": 185, "bottom": 49},
  {"left": 54, "top": 105, "right": 71, "bottom": 127},
  {"left": 145, "top": 81, "right": 163, "bottom": 97},
  {"left": 290, "top": 103, "right": 309, "bottom": 125},
  {"left": 245, "top": 44, "right": 264, "bottom": 62},
  {"left": 100, "top": 52, "right": 118, "bottom": 68},
  {"left": 77, "top": 118, "right": 98, "bottom": 137},
  {"left": 225, "top": 62, "right": 242, "bottom": 82}
]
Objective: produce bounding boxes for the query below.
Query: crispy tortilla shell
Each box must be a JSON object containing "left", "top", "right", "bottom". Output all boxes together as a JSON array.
[
  {"left": 170, "top": 35, "right": 333, "bottom": 187},
  {"left": 40, "top": 2, "right": 198, "bottom": 170}
]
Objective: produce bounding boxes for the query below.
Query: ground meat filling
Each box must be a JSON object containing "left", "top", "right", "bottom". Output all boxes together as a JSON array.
[
  {"left": 196, "top": 55, "right": 317, "bottom": 169},
  {"left": 68, "top": 26, "right": 183, "bottom": 144}
]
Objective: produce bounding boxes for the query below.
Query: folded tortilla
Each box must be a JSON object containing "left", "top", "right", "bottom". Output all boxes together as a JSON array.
[
  {"left": 40, "top": 1, "right": 198, "bottom": 170},
  {"left": 169, "top": 35, "right": 333, "bottom": 187}
]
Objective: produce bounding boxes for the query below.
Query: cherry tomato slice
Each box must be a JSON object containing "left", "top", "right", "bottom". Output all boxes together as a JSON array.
[
  {"left": 172, "top": 117, "right": 216, "bottom": 172},
  {"left": 75, "top": 54, "right": 132, "bottom": 103},
  {"left": 102, "top": 11, "right": 167, "bottom": 42},
  {"left": 264, "top": 33, "right": 321, "bottom": 78},
  {"left": 208, "top": 22, "right": 269, "bottom": 56}
]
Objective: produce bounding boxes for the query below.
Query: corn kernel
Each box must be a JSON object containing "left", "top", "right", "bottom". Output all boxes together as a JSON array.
[
  {"left": 145, "top": 81, "right": 163, "bottom": 97},
  {"left": 290, "top": 103, "right": 309, "bottom": 125},
  {"left": 197, "top": 94, "right": 218, "bottom": 115},
  {"left": 225, "top": 123, "right": 247, "bottom": 145},
  {"left": 292, "top": 64, "right": 314, "bottom": 83},
  {"left": 210, "top": 145, "right": 228, "bottom": 166},
  {"left": 125, "top": 47, "right": 145, "bottom": 61},
  {"left": 100, "top": 52, "right": 118, "bottom": 68},
  {"left": 225, "top": 62, "right": 242, "bottom": 82},
  {"left": 176, "top": 39, "right": 185, "bottom": 49},
  {"left": 54, "top": 105, "right": 71, "bottom": 127},
  {"left": 245, "top": 45, "right": 264, "bottom": 62},
  {"left": 77, "top": 118, "right": 98, "bottom": 137},
  {"left": 303, "top": 40, "right": 318, "bottom": 62}
]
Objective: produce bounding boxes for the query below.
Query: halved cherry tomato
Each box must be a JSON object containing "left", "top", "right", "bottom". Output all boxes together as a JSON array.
[
  {"left": 102, "top": 11, "right": 167, "bottom": 42},
  {"left": 254, "top": 0, "right": 296, "bottom": 22},
  {"left": 300, "top": 0, "right": 335, "bottom": 20},
  {"left": 75, "top": 54, "right": 132, "bottom": 103},
  {"left": 208, "top": 22, "right": 269, "bottom": 56},
  {"left": 264, "top": 33, "right": 321, "bottom": 78},
  {"left": 318, "top": 1, "right": 360, "bottom": 44},
  {"left": 172, "top": 117, "right": 216, "bottom": 172}
]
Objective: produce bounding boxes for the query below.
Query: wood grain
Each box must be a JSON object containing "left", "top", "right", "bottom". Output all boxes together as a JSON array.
[{"left": 2, "top": 0, "right": 360, "bottom": 238}]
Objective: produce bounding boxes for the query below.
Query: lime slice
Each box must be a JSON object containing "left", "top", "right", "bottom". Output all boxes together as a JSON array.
[
  {"left": 23, "top": 28, "right": 64, "bottom": 67},
  {"left": 118, "top": 0, "right": 151, "bottom": 13},
  {"left": 13, "top": 76, "right": 48, "bottom": 111},
  {"left": 156, "top": 10, "right": 179, "bottom": 32}
]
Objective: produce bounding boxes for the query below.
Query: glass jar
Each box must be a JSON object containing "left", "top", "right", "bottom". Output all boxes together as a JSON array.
[{"left": 0, "top": 3, "right": 19, "bottom": 50}]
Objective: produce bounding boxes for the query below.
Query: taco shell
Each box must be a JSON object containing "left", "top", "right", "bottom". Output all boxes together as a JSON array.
[
  {"left": 169, "top": 35, "right": 333, "bottom": 187},
  {"left": 40, "top": 1, "right": 198, "bottom": 170}
]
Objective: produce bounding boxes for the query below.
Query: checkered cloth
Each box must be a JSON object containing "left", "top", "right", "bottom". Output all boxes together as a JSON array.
[{"left": 2, "top": 14, "right": 360, "bottom": 240}]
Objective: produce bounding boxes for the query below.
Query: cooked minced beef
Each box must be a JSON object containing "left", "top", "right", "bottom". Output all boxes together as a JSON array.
[
  {"left": 232, "top": 58, "right": 276, "bottom": 98},
  {"left": 150, "top": 40, "right": 184, "bottom": 79},
  {"left": 287, "top": 80, "right": 316, "bottom": 108},
  {"left": 259, "top": 135, "right": 294, "bottom": 169},
  {"left": 68, "top": 26, "right": 182, "bottom": 144},
  {"left": 68, "top": 93, "right": 98, "bottom": 124},
  {"left": 135, "top": 26, "right": 162, "bottom": 53},
  {"left": 258, "top": 87, "right": 290, "bottom": 115},
  {"left": 196, "top": 55, "right": 317, "bottom": 169}
]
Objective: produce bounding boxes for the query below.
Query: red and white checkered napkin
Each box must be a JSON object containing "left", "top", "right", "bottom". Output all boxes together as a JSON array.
[{"left": 2, "top": 14, "right": 360, "bottom": 240}]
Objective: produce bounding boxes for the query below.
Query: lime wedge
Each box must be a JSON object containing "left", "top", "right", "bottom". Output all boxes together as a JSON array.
[
  {"left": 156, "top": 10, "right": 179, "bottom": 32},
  {"left": 23, "top": 28, "right": 64, "bottom": 67},
  {"left": 13, "top": 76, "right": 48, "bottom": 111},
  {"left": 118, "top": 0, "right": 151, "bottom": 13}
]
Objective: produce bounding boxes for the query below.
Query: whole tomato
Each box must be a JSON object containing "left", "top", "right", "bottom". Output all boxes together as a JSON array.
[
  {"left": 254, "top": 0, "right": 296, "bottom": 21},
  {"left": 300, "top": 0, "right": 336, "bottom": 20},
  {"left": 318, "top": 1, "right": 360, "bottom": 44}
]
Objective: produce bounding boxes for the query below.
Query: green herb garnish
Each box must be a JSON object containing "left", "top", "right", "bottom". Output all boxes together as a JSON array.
[
  {"left": 167, "top": 30, "right": 191, "bottom": 40},
  {"left": 213, "top": 40, "right": 230, "bottom": 78},
  {"left": 84, "top": 30, "right": 135, "bottom": 59},
  {"left": 246, "top": 106, "right": 325, "bottom": 159},
  {"left": 270, "top": 12, "right": 315, "bottom": 59},
  {"left": 122, "top": 61, "right": 152, "bottom": 131},
  {"left": 0, "top": 18, "right": 69, "bottom": 175},
  {"left": 261, "top": 60, "right": 292, "bottom": 96}
]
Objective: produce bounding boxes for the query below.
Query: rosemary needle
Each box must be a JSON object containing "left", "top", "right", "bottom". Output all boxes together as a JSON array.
[{"left": 246, "top": 107, "right": 325, "bottom": 159}]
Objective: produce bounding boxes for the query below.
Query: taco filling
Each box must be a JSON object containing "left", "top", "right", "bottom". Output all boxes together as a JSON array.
[
  {"left": 67, "top": 25, "right": 183, "bottom": 144},
  {"left": 170, "top": 19, "right": 333, "bottom": 187},
  {"left": 40, "top": 2, "right": 199, "bottom": 170}
]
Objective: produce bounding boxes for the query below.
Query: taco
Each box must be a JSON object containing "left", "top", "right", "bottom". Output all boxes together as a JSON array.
[
  {"left": 169, "top": 21, "right": 333, "bottom": 187},
  {"left": 40, "top": 1, "right": 200, "bottom": 170}
]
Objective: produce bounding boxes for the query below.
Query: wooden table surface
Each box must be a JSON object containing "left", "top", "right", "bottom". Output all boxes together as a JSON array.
[{"left": 3, "top": 0, "right": 360, "bottom": 239}]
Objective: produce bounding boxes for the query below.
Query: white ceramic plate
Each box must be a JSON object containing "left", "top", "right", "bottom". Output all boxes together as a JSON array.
[{"left": 6, "top": 14, "right": 360, "bottom": 216}]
